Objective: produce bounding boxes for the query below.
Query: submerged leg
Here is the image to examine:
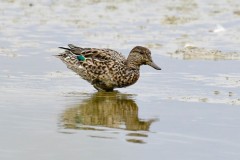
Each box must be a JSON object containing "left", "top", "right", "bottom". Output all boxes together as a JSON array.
[{"left": 92, "top": 80, "right": 114, "bottom": 92}]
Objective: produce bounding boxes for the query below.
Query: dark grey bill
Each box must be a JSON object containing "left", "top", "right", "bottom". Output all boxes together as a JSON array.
[{"left": 148, "top": 61, "right": 161, "bottom": 70}]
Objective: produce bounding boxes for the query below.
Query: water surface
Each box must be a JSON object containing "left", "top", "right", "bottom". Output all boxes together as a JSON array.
[{"left": 0, "top": 0, "right": 240, "bottom": 160}]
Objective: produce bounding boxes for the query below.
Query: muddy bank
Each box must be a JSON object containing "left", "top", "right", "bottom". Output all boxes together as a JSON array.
[{"left": 169, "top": 46, "right": 240, "bottom": 60}]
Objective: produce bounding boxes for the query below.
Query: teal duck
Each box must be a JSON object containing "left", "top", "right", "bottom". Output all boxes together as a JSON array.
[{"left": 56, "top": 44, "right": 161, "bottom": 91}]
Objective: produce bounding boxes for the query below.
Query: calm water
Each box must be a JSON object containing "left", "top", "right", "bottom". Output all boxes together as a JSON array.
[{"left": 1, "top": 0, "right": 240, "bottom": 160}]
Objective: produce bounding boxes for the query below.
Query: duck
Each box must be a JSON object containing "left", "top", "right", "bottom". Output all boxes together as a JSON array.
[{"left": 56, "top": 44, "right": 161, "bottom": 91}]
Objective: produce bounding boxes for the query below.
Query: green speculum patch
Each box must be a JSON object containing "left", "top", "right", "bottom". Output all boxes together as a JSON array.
[{"left": 77, "top": 55, "right": 86, "bottom": 61}]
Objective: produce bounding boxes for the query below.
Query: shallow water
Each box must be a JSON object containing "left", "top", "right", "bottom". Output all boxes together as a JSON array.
[{"left": 1, "top": 0, "right": 240, "bottom": 160}]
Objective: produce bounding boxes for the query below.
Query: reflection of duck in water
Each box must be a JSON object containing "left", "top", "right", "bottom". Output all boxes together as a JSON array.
[{"left": 62, "top": 92, "right": 156, "bottom": 131}]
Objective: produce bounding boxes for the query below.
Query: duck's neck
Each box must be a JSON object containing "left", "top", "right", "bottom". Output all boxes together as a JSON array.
[{"left": 126, "top": 52, "right": 142, "bottom": 70}]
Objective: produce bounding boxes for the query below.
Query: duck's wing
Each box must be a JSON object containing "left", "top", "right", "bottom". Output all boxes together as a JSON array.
[{"left": 59, "top": 44, "right": 126, "bottom": 63}]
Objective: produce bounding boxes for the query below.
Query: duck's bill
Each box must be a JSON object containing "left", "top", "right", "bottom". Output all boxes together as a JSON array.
[{"left": 148, "top": 61, "right": 161, "bottom": 70}]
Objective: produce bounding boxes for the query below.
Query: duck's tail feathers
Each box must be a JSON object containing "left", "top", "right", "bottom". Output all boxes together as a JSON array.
[
  {"left": 59, "top": 47, "right": 70, "bottom": 50},
  {"left": 68, "top": 44, "right": 80, "bottom": 49},
  {"left": 59, "top": 44, "right": 81, "bottom": 49}
]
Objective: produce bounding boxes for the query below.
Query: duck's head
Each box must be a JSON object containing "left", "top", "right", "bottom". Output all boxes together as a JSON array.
[{"left": 128, "top": 46, "right": 161, "bottom": 70}]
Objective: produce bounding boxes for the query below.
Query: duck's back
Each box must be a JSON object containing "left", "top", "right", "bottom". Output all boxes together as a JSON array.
[{"left": 64, "top": 45, "right": 125, "bottom": 62}]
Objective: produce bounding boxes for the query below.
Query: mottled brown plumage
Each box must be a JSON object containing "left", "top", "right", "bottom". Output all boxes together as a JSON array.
[{"left": 56, "top": 44, "right": 161, "bottom": 91}]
